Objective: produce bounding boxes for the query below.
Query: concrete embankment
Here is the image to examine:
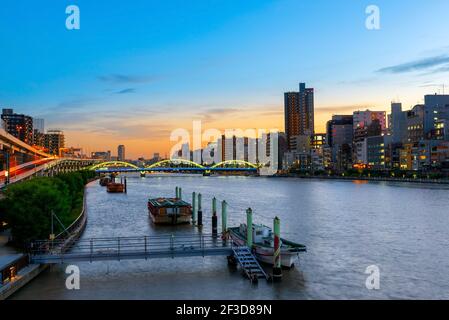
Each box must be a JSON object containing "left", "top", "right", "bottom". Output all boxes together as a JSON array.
[
  {"left": 0, "top": 263, "right": 49, "bottom": 300},
  {"left": 275, "top": 174, "right": 449, "bottom": 185}
]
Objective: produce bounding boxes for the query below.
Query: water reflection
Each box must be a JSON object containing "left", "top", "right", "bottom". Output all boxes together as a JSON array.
[{"left": 11, "top": 175, "right": 449, "bottom": 300}]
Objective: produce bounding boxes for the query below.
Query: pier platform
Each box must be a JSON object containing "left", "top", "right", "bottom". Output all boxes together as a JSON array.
[{"left": 30, "top": 234, "right": 235, "bottom": 264}]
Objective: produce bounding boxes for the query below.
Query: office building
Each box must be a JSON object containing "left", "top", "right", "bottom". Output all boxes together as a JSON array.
[
  {"left": 353, "top": 110, "right": 387, "bottom": 133},
  {"left": 424, "top": 94, "right": 449, "bottom": 136},
  {"left": 118, "top": 145, "right": 125, "bottom": 161},
  {"left": 91, "top": 151, "right": 111, "bottom": 161},
  {"left": 326, "top": 115, "right": 353, "bottom": 171},
  {"left": 389, "top": 103, "right": 407, "bottom": 144},
  {"left": 44, "top": 130, "right": 65, "bottom": 155},
  {"left": 1, "top": 108, "right": 34, "bottom": 145},
  {"left": 284, "top": 82, "right": 314, "bottom": 150}
]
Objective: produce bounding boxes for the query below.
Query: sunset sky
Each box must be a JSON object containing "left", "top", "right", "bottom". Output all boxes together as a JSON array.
[{"left": 1, "top": 0, "right": 449, "bottom": 158}]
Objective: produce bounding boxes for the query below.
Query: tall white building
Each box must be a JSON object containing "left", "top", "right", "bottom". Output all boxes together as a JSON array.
[
  {"left": 214, "top": 138, "right": 223, "bottom": 164},
  {"left": 181, "top": 143, "right": 190, "bottom": 161},
  {"left": 235, "top": 136, "right": 245, "bottom": 161},
  {"left": 117, "top": 145, "right": 125, "bottom": 161},
  {"left": 224, "top": 136, "right": 234, "bottom": 161}
]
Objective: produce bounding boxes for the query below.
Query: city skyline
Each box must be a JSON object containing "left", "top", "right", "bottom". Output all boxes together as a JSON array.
[{"left": 1, "top": 0, "right": 449, "bottom": 158}]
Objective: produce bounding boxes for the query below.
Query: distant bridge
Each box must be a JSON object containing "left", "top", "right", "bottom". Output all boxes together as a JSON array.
[{"left": 90, "top": 159, "right": 261, "bottom": 174}]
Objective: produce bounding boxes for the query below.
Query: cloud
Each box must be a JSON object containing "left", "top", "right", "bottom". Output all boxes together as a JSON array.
[
  {"left": 98, "top": 74, "right": 161, "bottom": 84},
  {"left": 51, "top": 97, "right": 100, "bottom": 112},
  {"left": 377, "top": 55, "right": 449, "bottom": 74},
  {"left": 316, "top": 105, "right": 373, "bottom": 114},
  {"left": 115, "top": 88, "right": 136, "bottom": 94},
  {"left": 193, "top": 107, "right": 240, "bottom": 123}
]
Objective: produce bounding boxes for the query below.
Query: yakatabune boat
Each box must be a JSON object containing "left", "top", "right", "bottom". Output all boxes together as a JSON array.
[
  {"left": 228, "top": 224, "right": 306, "bottom": 268},
  {"left": 148, "top": 197, "right": 192, "bottom": 225},
  {"left": 106, "top": 182, "right": 125, "bottom": 193}
]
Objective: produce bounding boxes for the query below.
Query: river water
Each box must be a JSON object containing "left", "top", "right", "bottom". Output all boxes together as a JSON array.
[{"left": 10, "top": 175, "right": 449, "bottom": 299}]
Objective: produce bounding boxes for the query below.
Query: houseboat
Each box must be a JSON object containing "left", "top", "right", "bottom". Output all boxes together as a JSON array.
[
  {"left": 106, "top": 182, "right": 125, "bottom": 193},
  {"left": 229, "top": 224, "right": 306, "bottom": 268},
  {"left": 148, "top": 197, "right": 192, "bottom": 225}
]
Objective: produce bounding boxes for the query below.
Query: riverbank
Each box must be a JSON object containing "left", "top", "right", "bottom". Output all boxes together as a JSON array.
[
  {"left": 275, "top": 173, "right": 449, "bottom": 184},
  {"left": 0, "top": 179, "right": 93, "bottom": 300}
]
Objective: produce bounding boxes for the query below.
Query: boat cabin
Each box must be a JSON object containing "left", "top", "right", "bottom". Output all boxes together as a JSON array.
[{"left": 148, "top": 197, "right": 192, "bottom": 225}]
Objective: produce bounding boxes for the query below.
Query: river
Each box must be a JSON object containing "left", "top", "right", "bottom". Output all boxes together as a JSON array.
[{"left": 10, "top": 175, "right": 449, "bottom": 299}]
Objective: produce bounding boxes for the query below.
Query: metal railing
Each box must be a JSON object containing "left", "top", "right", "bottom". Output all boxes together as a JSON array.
[{"left": 30, "top": 234, "right": 234, "bottom": 263}]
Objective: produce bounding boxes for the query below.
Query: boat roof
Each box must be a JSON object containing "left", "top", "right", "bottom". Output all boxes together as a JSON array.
[
  {"left": 148, "top": 197, "right": 191, "bottom": 208},
  {"left": 0, "top": 254, "right": 24, "bottom": 271}
]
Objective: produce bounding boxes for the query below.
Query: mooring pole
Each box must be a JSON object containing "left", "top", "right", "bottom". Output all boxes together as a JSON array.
[
  {"left": 179, "top": 187, "right": 182, "bottom": 200},
  {"left": 197, "top": 193, "right": 203, "bottom": 226},
  {"left": 124, "top": 177, "right": 127, "bottom": 193},
  {"left": 212, "top": 197, "right": 218, "bottom": 236},
  {"left": 192, "top": 192, "right": 197, "bottom": 225},
  {"left": 221, "top": 200, "right": 228, "bottom": 246},
  {"left": 175, "top": 186, "right": 179, "bottom": 198},
  {"left": 246, "top": 208, "right": 253, "bottom": 248},
  {"left": 273, "top": 216, "right": 282, "bottom": 280},
  {"left": 221, "top": 200, "right": 228, "bottom": 234}
]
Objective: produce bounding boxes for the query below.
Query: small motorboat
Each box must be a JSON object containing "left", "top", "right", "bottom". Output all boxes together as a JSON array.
[{"left": 228, "top": 223, "right": 306, "bottom": 268}]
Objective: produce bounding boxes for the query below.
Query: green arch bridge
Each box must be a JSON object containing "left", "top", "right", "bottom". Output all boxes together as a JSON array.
[{"left": 90, "top": 159, "right": 261, "bottom": 174}]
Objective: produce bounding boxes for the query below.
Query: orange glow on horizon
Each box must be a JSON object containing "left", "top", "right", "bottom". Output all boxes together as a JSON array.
[{"left": 65, "top": 109, "right": 343, "bottom": 159}]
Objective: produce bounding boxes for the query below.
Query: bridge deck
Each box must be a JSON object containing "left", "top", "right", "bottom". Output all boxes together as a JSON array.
[{"left": 30, "top": 234, "right": 235, "bottom": 264}]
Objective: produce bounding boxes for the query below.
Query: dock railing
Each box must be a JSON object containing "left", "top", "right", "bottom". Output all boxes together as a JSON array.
[{"left": 29, "top": 234, "right": 234, "bottom": 263}]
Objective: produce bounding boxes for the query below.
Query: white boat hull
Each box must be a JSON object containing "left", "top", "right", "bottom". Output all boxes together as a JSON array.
[{"left": 231, "top": 235, "right": 299, "bottom": 268}]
